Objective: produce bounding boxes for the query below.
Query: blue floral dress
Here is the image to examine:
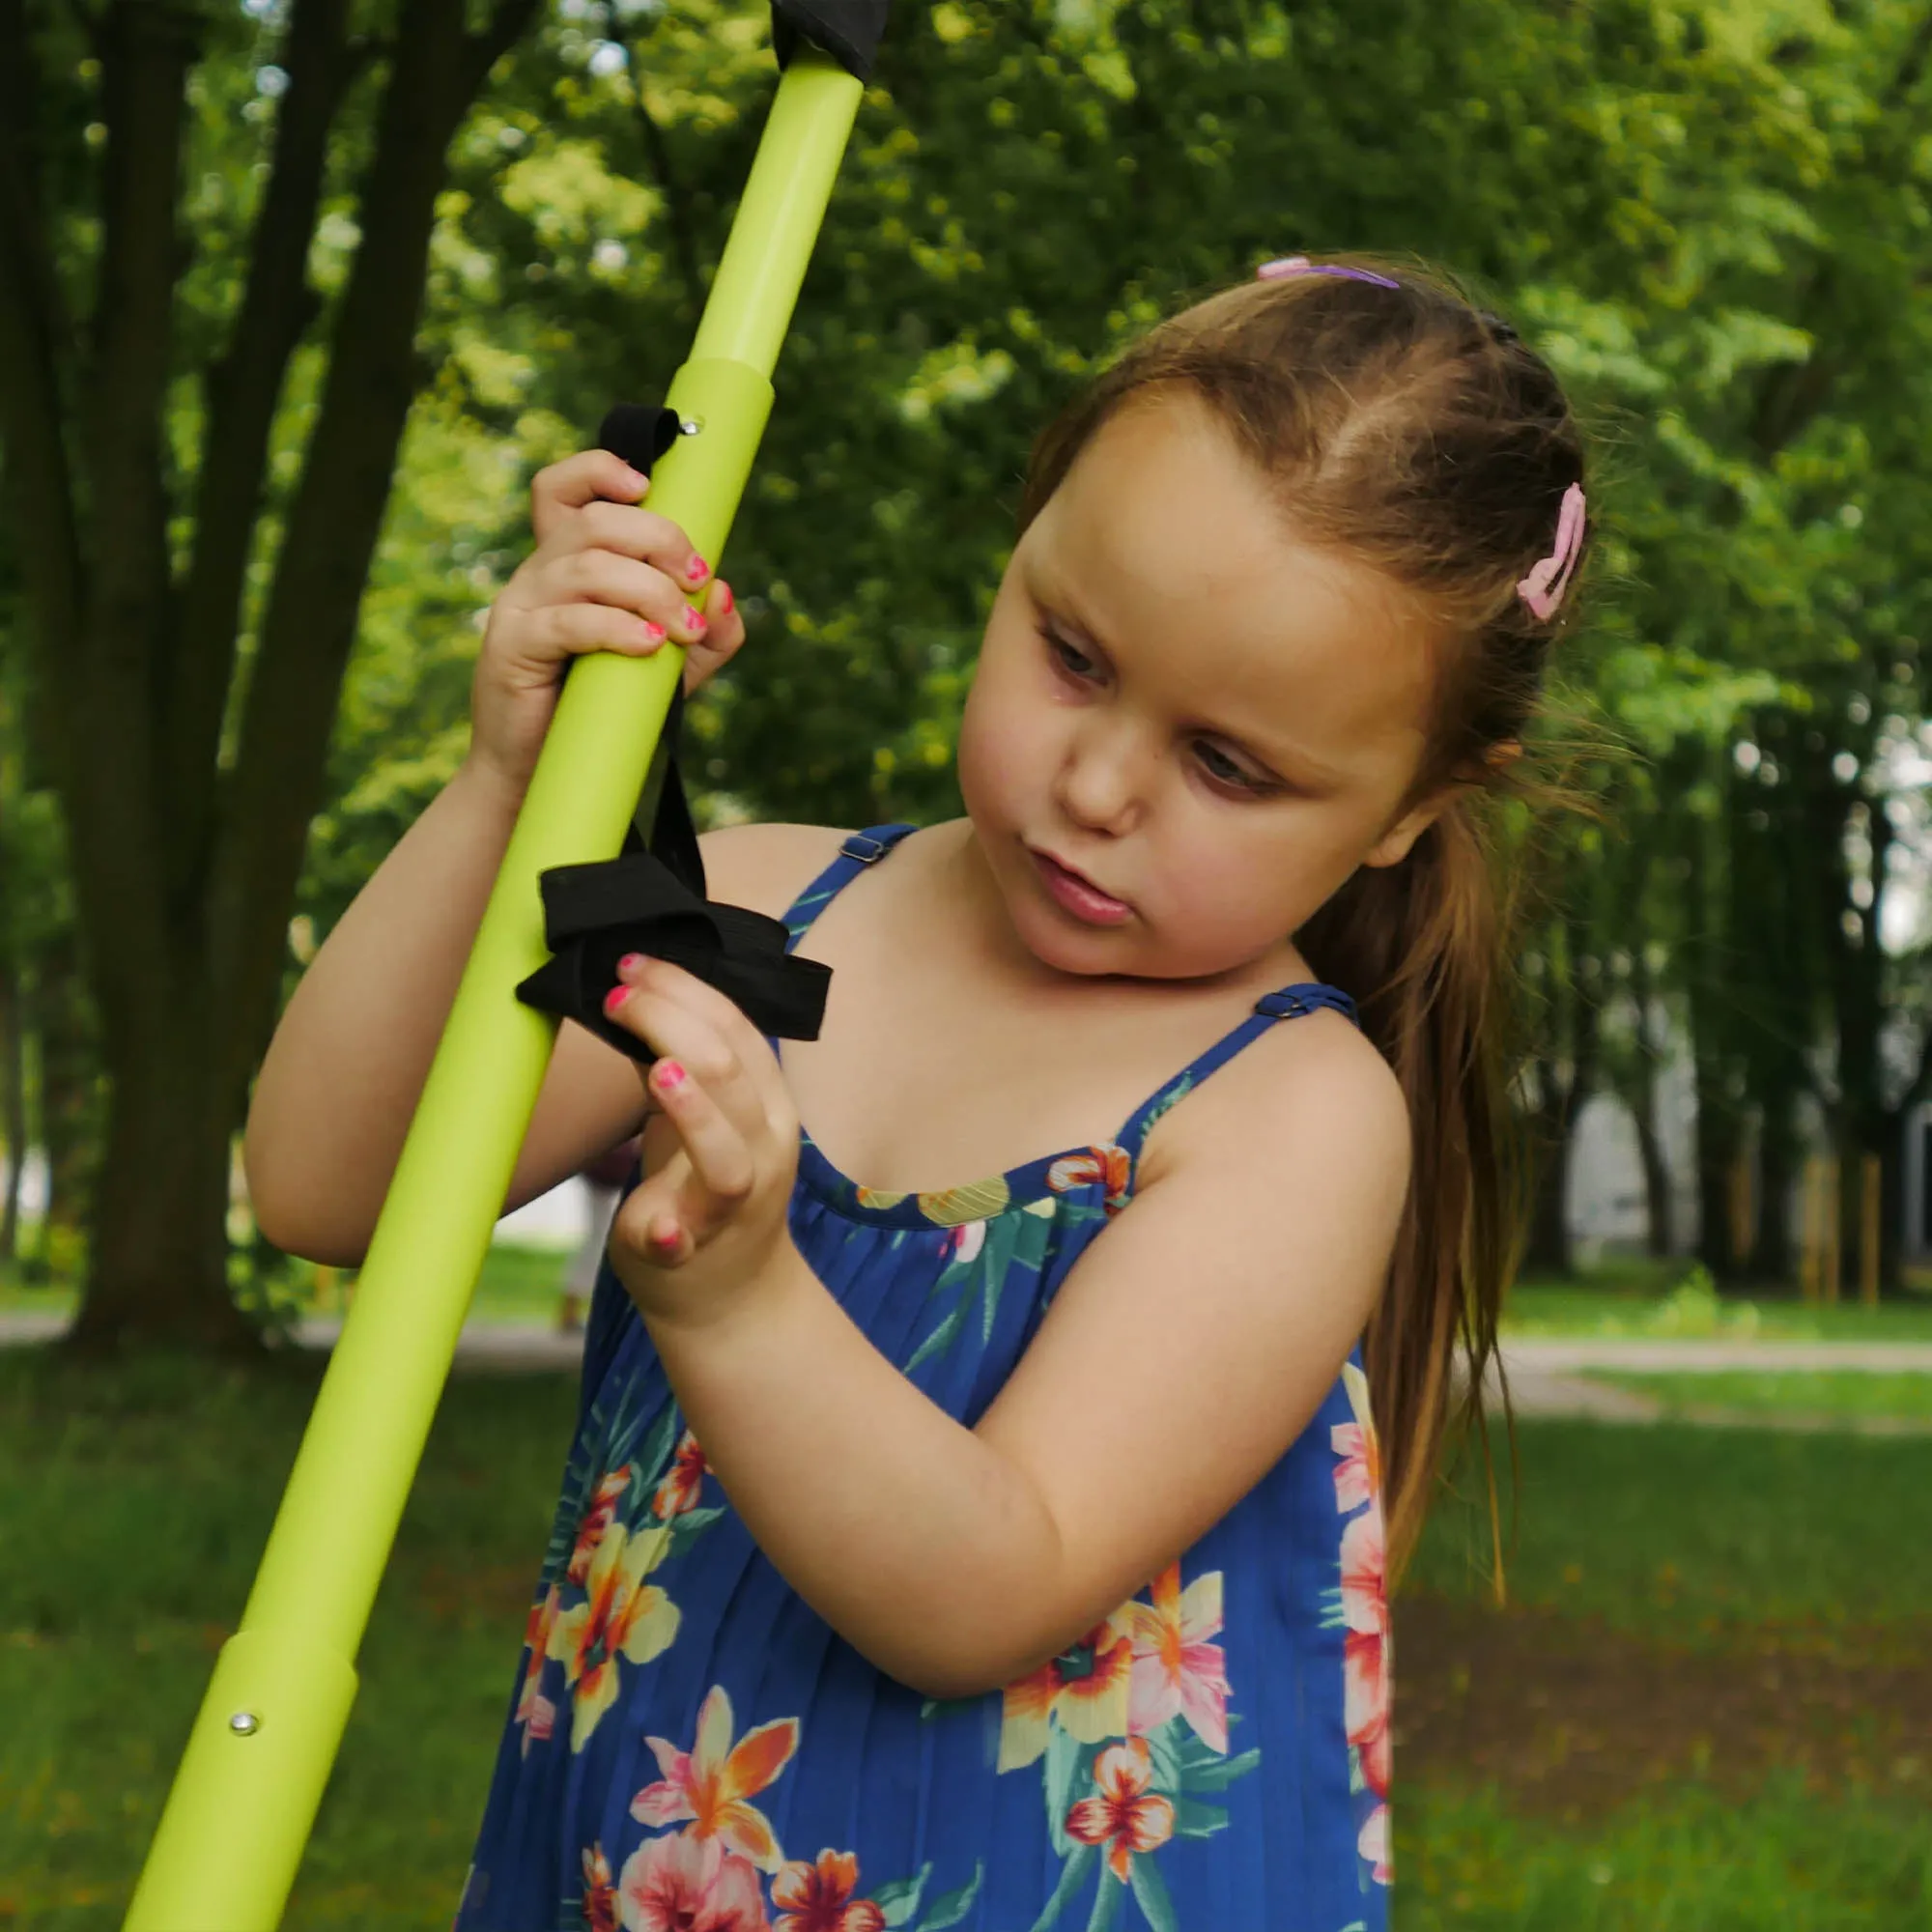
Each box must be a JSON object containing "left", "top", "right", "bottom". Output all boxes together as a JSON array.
[{"left": 457, "top": 823, "right": 1392, "bottom": 1932}]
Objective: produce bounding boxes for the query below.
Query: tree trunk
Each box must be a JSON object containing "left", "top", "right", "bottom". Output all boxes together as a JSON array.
[
  {"left": 1519, "top": 909, "right": 1603, "bottom": 1279},
  {"left": 1798, "top": 727, "right": 1910, "bottom": 1297},
  {"left": 1625, "top": 947, "right": 1674, "bottom": 1257},
  {"left": 0, "top": 0, "right": 540, "bottom": 1350},
  {"left": 1522, "top": 1103, "right": 1575, "bottom": 1277},
  {"left": 1633, "top": 1091, "right": 1674, "bottom": 1259},
  {"left": 1684, "top": 747, "right": 1747, "bottom": 1284},
  {"left": 1691, "top": 1072, "right": 1743, "bottom": 1280},
  {"left": 28, "top": 925, "right": 97, "bottom": 1282},
  {"left": 1755, "top": 1079, "right": 1801, "bottom": 1289},
  {"left": 0, "top": 952, "right": 22, "bottom": 1265},
  {"left": 64, "top": 980, "right": 253, "bottom": 1354}
]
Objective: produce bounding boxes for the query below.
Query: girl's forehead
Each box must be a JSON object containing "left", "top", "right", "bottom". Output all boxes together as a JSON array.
[{"left": 1030, "top": 400, "right": 1436, "bottom": 742}]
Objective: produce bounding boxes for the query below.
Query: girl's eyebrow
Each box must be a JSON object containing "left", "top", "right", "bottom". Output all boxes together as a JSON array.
[{"left": 1040, "top": 598, "right": 1350, "bottom": 790}]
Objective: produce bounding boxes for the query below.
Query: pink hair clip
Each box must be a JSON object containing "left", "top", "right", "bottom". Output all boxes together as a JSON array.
[
  {"left": 1256, "top": 255, "right": 1402, "bottom": 290},
  {"left": 1517, "top": 482, "right": 1586, "bottom": 621}
]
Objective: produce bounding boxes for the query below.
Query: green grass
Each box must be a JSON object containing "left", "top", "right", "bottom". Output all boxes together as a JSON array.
[
  {"left": 0, "top": 1240, "right": 582, "bottom": 1328},
  {"left": 1407, "top": 1419, "right": 1932, "bottom": 1651},
  {"left": 1583, "top": 1370, "right": 1932, "bottom": 1423},
  {"left": 0, "top": 1349, "right": 580, "bottom": 1927},
  {"left": 1395, "top": 1777, "right": 1932, "bottom": 1930},
  {"left": 0, "top": 1272, "right": 80, "bottom": 1318},
  {"left": 1503, "top": 1259, "right": 1932, "bottom": 1343},
  {"left": 464, "top": 1240, "right": 581, "bottom": 1323}
]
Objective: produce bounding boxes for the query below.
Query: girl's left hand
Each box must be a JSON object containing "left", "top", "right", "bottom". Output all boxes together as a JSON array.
[{"left": 600, "top": 952, "right": 803, "bottom": 1328}]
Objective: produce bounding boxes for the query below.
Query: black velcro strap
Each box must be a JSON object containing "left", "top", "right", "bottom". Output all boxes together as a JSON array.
[
  {"left": 511, "top": 401, "right": 834, "bottom": 1060},
  {"left": 516, "top": 854, "right": 831, "bottom": 1061},
  {"left": 597, "top": 401, "right": 703, "bottom": 895},
  {"left": 771, "top": 0, "right": 888, "bottom": 81}
]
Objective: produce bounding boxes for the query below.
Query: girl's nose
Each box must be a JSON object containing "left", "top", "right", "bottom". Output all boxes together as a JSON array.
[{"left": 1055, "top": 725, "right": 1149, "bottom": 833}]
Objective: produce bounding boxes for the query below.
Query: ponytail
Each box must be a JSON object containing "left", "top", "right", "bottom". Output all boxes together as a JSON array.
[{"left": 1296, "top": 796, "right": 1527, "bottom": 1586}]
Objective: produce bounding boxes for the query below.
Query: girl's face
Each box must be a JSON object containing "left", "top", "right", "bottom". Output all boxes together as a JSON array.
[{"left": 954, "top": 391, "right": 1447, "bottom": 985}]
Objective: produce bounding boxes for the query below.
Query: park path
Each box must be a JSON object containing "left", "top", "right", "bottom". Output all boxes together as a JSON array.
[
  {"left": 4, "top": 1313, "right": 1931, "bottom": 1432},
  {"left": 1490, "top": 1337, "right": 1932, "bottom": 1432}
]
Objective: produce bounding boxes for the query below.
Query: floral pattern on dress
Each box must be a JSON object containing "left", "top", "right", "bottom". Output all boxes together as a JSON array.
[
  {"left": 772, "top": 1849, "right": 887, "bottom": 1932},
  {"left": 513, "top": 1583, "right": 560, "bottom": 1755},
  {"left": 632, "top": 1685, "right": 799, "bottom": 1871},
  {"left": 581, "top": 1843, "right": 619, "bottom": 1931},
  {"left": 578, "top": 1683, "right": 986, "bottom": 1932},
  {"left": 550, "top": 1522, "right": 681, "bottom": 1750},
  {"left": 513, "top": 1393, "right": 733, "bottom": 1761},
  {"left": 905, "top": 1198, "right": 1055, "bottom": 1375},
  {"left": 1066, "top": 1738, "right": 1176, "bottom": 1882},
  {"left": 1329, "top": 1359, "right": 1392, "bottom": 1891},
  {"left": 992, "top": 1561, "right": 1259, "bottom": 1931}
]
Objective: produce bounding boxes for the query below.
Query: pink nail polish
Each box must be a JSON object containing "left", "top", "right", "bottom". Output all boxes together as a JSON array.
[
  {"left": 604, "top": 983, "right": 631, "bottom": 1016},
  {"left": 716, "top": 582, "right": 734, "bottom": 616},
  {"left": 687, "top": 555, "right": 710, "bottom": 585},
  {"left": 642, "top": 620, "right": 666, "bottom": 641},
  {"left": 654, "top": 1059, "right": 687, "bottom": 1091},
  {"left": 683, "top": 606, "right": 707, "bottom": 635},
  {"left": 618, "top": 953, "right": 646, "bottom": 976}
]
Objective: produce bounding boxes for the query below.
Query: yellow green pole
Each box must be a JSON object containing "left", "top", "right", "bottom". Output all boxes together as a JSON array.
[{"left": 125, "top": 48, "right": 864, "bottom": 1931}]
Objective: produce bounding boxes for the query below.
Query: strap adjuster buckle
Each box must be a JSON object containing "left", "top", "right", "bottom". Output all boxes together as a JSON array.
[
  {"left": 840, "top": 832, "right": 891, "bottom": 865},
  {"left": 1254, "top": 989, "right": 1311, "bottom": 1020}
]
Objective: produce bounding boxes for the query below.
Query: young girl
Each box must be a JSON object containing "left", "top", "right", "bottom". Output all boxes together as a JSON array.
[{"left": 246, "top": 253, "right": 1589, "bottom": 1931}]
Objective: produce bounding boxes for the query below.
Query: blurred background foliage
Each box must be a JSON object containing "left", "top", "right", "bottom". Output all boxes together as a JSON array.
[{"left": 0, "top": 0, "right": 1929, "bottom": 1333}]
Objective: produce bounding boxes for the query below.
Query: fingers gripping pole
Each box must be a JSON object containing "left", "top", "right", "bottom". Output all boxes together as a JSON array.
[{"left": 125, "top": 51, "right": 864, "bottom": 1931}]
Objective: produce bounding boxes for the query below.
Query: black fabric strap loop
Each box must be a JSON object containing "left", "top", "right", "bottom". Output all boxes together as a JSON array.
[
  {"left": 511, "top": 402, "right": 835, "bottom": 1062},
  {"left": 517, "top": 854, "right": 831, "bottom": 1063}
]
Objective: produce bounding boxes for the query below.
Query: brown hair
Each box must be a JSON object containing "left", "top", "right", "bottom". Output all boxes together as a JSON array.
[{"left": 1016, "top": 254, "right": 1591, "bottom": 1583}]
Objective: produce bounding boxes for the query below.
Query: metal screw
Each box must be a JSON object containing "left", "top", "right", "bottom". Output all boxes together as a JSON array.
[
  {"left": 678, "top": 417, "right": 702, "bottom": 436},
  {"left": 228, "top": 1711, "right": 260, "bottom": 1736}
]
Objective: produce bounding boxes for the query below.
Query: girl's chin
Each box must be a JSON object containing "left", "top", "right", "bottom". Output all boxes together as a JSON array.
[{"left": 1008, "top": 896, "right": 1142, "bottom": 980}]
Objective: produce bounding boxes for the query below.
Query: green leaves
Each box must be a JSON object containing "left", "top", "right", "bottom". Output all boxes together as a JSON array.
[
  {"left": 871, "top": 1861, "right": 931, "bottom": 1925},
  {"left": 1026, "top": 1844, "right": 1097, "bottom": 1932}
]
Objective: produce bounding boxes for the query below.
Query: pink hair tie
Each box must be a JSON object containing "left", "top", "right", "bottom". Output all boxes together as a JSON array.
[
  {"left": 1517, "top": 482, "right": 1586, "bottom": 621},
  {"left": 1256, "top": 255, "right": 1402, "bottom": 290}
]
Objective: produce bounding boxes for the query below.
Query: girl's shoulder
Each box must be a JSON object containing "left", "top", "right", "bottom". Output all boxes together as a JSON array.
[
  {"left": 699, "top": 819, "right": 859, "bottom": 923},
  {"left": 1140, "top": 977, "right": 1408, "bottom": 1197}
]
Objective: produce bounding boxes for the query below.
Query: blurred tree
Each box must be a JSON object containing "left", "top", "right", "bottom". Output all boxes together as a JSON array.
[
  {"left": 0, "top": 0, "right": 540, "bottom": 1350},
  {"left": 0, "top": 639, "right": 25, "bottom": 1269}
]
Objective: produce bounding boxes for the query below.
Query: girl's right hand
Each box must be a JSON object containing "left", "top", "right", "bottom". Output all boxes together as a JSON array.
[{"left": 467, "top": 449, "right": 745, "bottom": 800}]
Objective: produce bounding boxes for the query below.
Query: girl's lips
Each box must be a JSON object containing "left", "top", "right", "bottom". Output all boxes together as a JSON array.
[{"left": 1030, "top": 847, "right": 1132, "bottom": 923}]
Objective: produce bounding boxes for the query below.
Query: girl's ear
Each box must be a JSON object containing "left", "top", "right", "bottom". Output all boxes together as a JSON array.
[
  {"left": 1361, "top": 796, "right": 1446, "bottom": 869},
  {"left": 1366, "top": 738, "right": 1520, "bottom": 868}
]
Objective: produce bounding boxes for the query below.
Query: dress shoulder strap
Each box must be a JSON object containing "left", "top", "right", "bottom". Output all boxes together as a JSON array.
[
  {"left": 1113, "top": 980, "right": 1362, "bottom": 1168},
  {"left": 780, "top": 822, "right": 920, "bottom": 949}
]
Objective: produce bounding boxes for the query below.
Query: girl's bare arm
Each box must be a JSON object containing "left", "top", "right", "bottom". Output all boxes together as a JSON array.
[
  {"left": 244, "top": 756, "right": 652, "bottom": 1265},
  {"left": 644, "top": 1012, "right": 1411, "bottom": 1702},
  {"left": 246, "top": 447, "right": 743, "bottom": 1265}
]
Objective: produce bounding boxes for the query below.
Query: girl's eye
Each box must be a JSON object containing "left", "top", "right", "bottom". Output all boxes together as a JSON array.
[
  {"left": 1195, "top": 743, "right": 1269, "bottom": 792},
  {"left": 1044, "top": 631, "right": 1096, "bottom": 680},
  {"left": 1041, "top": 624, "right": 1273, "bottom": 796}
]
